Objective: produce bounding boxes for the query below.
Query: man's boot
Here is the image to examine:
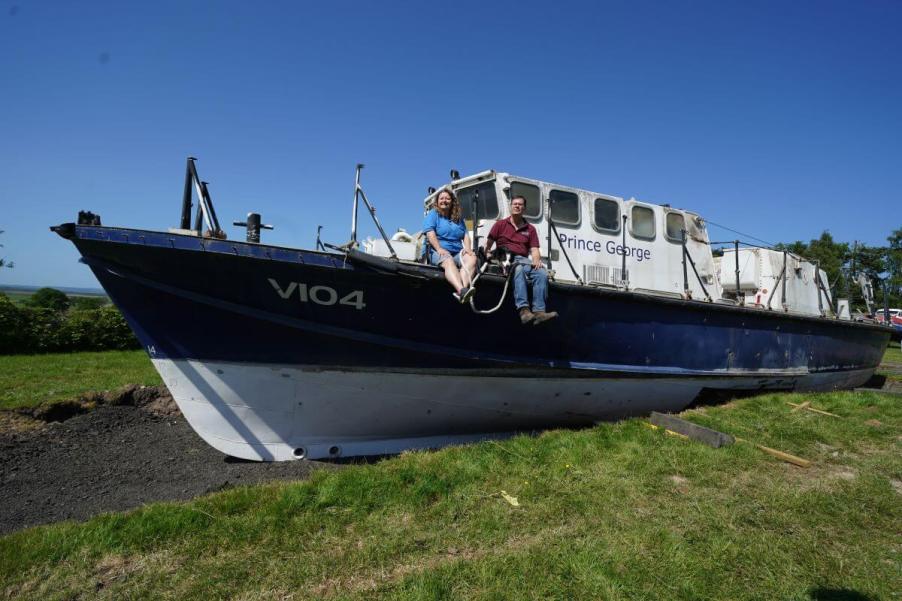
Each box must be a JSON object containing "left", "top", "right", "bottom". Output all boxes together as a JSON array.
[
  {"left": 519, "top": 307, "right": 535, "bottom": 324},
  {"left": 532, "top": 311, "right": 558, "bottom": 325}
]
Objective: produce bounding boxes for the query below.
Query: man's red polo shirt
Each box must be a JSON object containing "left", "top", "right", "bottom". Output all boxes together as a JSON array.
[{"left": 487, "top": 218, "right": 540, "bottom": 257}]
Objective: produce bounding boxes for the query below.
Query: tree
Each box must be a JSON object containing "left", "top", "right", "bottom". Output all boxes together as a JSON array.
[
  {"left": 0, "top": 230, "right": 12, "bottom": 269},
  {"left": 887, "top": 227, "right": 902, "bottom": 305},
  {"left": 776, "top": 231, "right": 849, "bottom": 291},
  {"left": 775, "top": 230, "right": 902, "bottom": 311},
  {"left": 26, "top": 287, "right": 70, "bottom": 312}
]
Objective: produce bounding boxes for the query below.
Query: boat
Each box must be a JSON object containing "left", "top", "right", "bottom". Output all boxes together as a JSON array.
[{"left": 52, "top": 160, "right": 892, "bottom": 461}]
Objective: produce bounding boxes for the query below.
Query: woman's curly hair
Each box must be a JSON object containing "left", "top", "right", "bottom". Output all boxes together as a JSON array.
[{"left": 435, "top": 188, "right": 462, "bottom": 223}]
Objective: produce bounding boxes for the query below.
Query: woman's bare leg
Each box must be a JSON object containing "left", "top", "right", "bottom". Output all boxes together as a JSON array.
[
  {"left": 460, "top": 253, "right": 477, "bottom": 288},
  {"left": 441, "top": 259, "right": 464, "bottom": 293}
]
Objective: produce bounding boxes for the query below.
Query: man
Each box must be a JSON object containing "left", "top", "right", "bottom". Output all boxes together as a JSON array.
[{"left": 484, "top": 195, "right": 559, "bottom": 325}]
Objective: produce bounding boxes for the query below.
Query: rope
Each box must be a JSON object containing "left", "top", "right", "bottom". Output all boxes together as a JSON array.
[
  {"left": 468, "top": 262, "right": 516, "bottom": 315},
  {"left": 705, "top": 220, "right": 777, "bottom": 248}
]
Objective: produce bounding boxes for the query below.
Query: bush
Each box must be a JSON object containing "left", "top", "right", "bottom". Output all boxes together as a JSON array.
[
  {"left": 25, "top": 287, "right": 70, "bottom": 312},
  {"left": 70, "top": 296, "right": 108, "bottom": 310},
  {"left": 0, "top": 296, "right": 139, "bottom": 354}
]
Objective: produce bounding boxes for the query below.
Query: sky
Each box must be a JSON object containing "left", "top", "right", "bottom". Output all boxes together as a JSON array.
[{"left": 1, "top": 0, "right": 900, "bottom": 289}]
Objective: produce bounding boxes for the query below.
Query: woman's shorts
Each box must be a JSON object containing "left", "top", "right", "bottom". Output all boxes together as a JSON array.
[{"left": 428, "top": 248, "right": 463, "bottom": 267}]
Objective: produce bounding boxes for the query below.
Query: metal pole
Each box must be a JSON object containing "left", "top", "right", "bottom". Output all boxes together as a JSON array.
[
  {"left": 734, "top": 240, "right": 741, "bottom": 302},
  {"left": 682, "top": 229, "right": 689, "bottom": 298},
  {"left": 180, "top": 157, "right": 195, "bottom": 230},
  {"left": 350, "top": 164, "right": 363, "bottom": 246},
  {"left": 357, "top": 187, "right": 397, "bottom": 259},
  {"left": 815, "top": 261, "right": 824, "bottom": 316},
  {"left": 781, "top": 250, "right": 788, "bottom": 311},
  {"left": 546, "top": 196, "right": 553, "bottom": 272},
  {"left": 471, "top": 189, "right": 480, "bottom": 251},
  {"left": 884, "top": 279, "right": 891, "bottom": 324},
  {"left": 621, "top": 214, "right": 628, "bottom": 288}
]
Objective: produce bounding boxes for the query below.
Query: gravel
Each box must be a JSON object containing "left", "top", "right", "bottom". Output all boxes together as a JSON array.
[{"left": 0, "top": 388, "right": 328, "bottom": 535}]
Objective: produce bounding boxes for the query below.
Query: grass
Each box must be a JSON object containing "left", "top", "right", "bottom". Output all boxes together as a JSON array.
[
  {"left": 0, "top": 350, "right": 160, "bottom": 410},
  {"left": 1, "top": 388, "right": 899, "bottom": 600}
]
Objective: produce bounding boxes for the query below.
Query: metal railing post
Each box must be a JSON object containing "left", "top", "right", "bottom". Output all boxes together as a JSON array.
[
  {"left": 350, "top": 164, "right": 362, "bottom": 246},
  {"left": 814, "top": 261, "right": 824, "bottom": 316},
  {"left": 682, "top": 229, "right": 690, "bottom": 298},
  {"left": 621, "top": 214, "right": 628, "bottom": 288},
  {"left": 781, "top": 250, "right": 788, "bottom": 311}
]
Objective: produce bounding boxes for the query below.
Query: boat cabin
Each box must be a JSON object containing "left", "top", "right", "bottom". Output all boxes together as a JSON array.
[{"left": 363, "top": 170, "right": 835, "bottom": 319}]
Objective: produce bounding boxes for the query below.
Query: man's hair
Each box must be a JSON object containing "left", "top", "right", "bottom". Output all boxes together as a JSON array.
[{"left": 510, "top": 195, "right": 526, "bottom": 204}]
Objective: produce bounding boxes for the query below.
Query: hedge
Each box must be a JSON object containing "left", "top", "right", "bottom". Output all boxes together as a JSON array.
[{"left": 0, "top": 294, "right": 140, "bottom": 354}]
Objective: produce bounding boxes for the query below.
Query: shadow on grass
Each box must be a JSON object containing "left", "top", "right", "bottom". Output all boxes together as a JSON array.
[{"left": 809, "top": 588, "right": 879, "bottom": 601}]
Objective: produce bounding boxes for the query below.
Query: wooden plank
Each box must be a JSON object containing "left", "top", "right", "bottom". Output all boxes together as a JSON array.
[
  {"left": 785, "top": 401, "right": 841, "bottom": 418},
  {"left": 649, "top": 412, "right": 735, "bottom": 448},
  {"left": 734, "top": 437, "right": 812, "bottom": 468}
]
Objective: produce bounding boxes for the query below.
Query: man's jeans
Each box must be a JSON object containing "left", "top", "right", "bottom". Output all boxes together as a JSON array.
[{"left": 511, "top": 256, "right": 547, "bottom": 312}]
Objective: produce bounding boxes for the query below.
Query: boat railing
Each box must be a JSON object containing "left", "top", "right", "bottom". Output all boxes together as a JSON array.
[
  {"left": 347, "top": 163, "right": 398, "bottom": 259},
  {"left": 681, "top": 229, "right": 712, "bottom": 302},
  {"left": 712, "top": 239, "right": 836, "bottom": 317}
]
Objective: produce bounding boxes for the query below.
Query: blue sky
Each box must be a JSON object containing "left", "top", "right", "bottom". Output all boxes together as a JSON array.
[{"left": 1, "top": 0, "right": 900, "bottom": 288}]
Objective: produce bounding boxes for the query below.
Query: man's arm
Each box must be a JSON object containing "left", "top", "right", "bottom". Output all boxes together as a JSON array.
[
  {"left": 530, "top": 246, "right": 542, "bottom": 269},
  {"left": 483, "top": 221, "right": 500, "bottom": 255},
  {"left": 527, "top": 225, "right": 543, "bottom": 269}
]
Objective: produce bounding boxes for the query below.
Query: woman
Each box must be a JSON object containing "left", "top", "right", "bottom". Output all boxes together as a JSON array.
[{"left": 423, "top": 188, "right": 477, "bottom": 303}]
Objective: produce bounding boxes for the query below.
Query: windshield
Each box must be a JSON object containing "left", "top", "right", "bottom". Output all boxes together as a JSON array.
[{"left": 456, "top": 181, "right": 499, "bottom": 221}]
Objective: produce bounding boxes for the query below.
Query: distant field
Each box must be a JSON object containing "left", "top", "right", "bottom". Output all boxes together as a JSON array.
[
  {"left": 0, "top": 290, "right": 32, "bottom": 305},
  {"left": 0, "top": 350, "right": 160, "bottom": 410},
  {"left": 1, "top": 388, "right": 899, "bottom": 600},
  {"left": 0, "top": 286, "right": 109, "bottom": 306}
]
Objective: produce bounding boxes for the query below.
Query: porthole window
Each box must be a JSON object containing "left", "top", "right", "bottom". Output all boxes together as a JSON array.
[
  {"left": 665, "top": 212, "right": 685, "bottom": 243},
  {"left": 593, "top": 198, "right": 620, "bottom": 233},
  {"left": 630, "top": 205, "right": 655, "bottom": 240},
  {"left": 510, "top": 181, "right": 542, "bottom": 220},
  {"left": 550, "top": 189, "right": 580, "bottom": 226}
]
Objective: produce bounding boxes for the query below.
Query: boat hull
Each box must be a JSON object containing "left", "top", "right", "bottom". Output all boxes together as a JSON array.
[{"left": 57, "top": 225, "right": 890, "bottom": 460}]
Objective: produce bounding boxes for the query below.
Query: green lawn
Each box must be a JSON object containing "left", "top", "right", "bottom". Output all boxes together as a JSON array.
[
  {"left": 0, "top": 350, "right": 160, "bottom": 410},
  {"left": 1, "top": 389, "right": 899, "bottom": 600}
]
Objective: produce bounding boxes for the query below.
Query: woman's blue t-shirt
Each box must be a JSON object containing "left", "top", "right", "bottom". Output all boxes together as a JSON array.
[{"left": 423, "top": 209, "right": 466, "bottom": 254}]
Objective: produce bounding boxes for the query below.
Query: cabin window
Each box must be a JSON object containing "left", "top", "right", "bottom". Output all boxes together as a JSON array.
[
  {"left": 457, "top": 181, "right": 499, "bottom": 221},
  {"left": 665, "top": 212, "right": 685, "bottom": 243},
  {"left": 593, "top": 198, "right": 620, "bottom": 233},
  {"left": 550, "top": 189, "right": 580, "bottom": 226},
  {"left": 510, "top": 181, "right": 542, "bottom": 220},
  {"left": 630, "top": 205, "right": 655, "bottom": 240}
]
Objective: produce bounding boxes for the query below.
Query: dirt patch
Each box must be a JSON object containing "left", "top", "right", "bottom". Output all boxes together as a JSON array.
[{"left": 0, "top": 387, "right": 333, "bottom": 535}]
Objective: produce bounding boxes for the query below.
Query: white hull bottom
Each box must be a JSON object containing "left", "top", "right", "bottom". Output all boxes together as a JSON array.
[{"left": 153, "top": 359, "right": 875, "bottom": 461}]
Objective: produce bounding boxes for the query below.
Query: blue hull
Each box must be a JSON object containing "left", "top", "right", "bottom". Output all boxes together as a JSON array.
[{"left": 62, "top": 224, "right": 888, "bottom": 384}]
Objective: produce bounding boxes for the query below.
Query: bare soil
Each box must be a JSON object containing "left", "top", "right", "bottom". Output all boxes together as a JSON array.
[{"left": 0, "top": 386, "right": 330, "bottom": 535}]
